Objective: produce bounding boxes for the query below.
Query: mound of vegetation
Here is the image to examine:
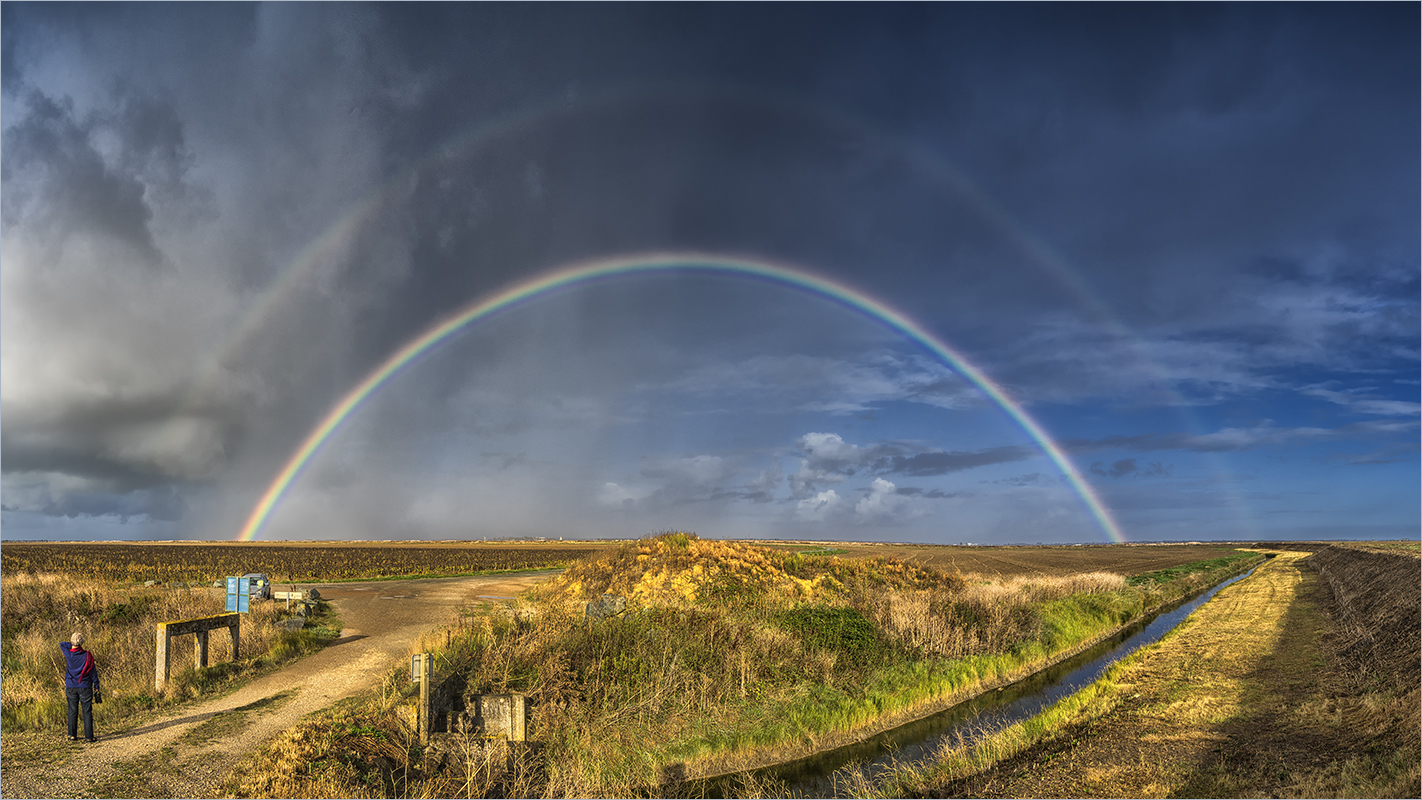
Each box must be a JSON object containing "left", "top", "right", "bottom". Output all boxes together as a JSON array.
[
  {"left": 231, "top": 534, "right": 1262, "bottom": 798},
  {"left": 535, "top": 531, "right": 962, "bottom": 609}
]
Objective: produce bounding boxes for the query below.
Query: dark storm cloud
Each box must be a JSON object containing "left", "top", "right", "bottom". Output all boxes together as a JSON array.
[
  {"left": 2, "top": 478, "right": 188, "bottom": 522},
  {"left": 2, "top": 89, "right": 164, "bottom": 264}
]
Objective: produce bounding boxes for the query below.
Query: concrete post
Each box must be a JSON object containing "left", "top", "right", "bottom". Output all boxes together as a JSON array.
[{"left": 195, "top": 630, "right": 209, "bottom": 668}]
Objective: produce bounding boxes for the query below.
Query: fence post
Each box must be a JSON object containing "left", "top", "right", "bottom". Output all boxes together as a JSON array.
[
  {"left": 195, "top": 630, "right": 209, "bottom": 669},
  {"left": 155, "top": 622, "right": 171, "bottom": 692},
  {"left": 419, "top": 652, "right": 432, "bottom": 745}
]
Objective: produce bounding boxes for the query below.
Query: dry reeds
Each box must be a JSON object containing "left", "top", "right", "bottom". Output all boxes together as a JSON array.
[{"left": 866, "top": 571, "right": 1127, "bottom": 658}]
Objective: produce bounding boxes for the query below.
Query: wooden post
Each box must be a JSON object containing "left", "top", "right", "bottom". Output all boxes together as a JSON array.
[
  {"left": 419, "top": 652, "right": 432, "bottom": 745},
  {"left": 155, "top": 622, "right": 171, "bottom": 692}
]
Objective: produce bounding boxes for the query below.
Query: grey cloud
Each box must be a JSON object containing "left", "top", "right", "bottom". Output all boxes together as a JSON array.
[
  {"left": 1064, "top": 419, "right": 1418, "bottom": 455},
  {"left": 985, "top": 472, "right": 1052, "bottom": 487},
  {"left": 1089, "top": 459, "right": 1171, "bottom": 479},
  {"left": 790, "top": 432, "right": 1038, "bottom": 498},
  {"left": 2, "top": 472, "right": 190, "bottom": 522},
  {"left": 2, "top": 89, "right": 163, "bottom": 264},
  {"left": 892, "top": 486, "right": 967, "bottom": 499},
  {"left": 875, "top": 446, "right": 1035, "bottom": 477},
  {"left": 1298, "top": 384, "right": 1422, "bottom": 417},
  {"left": 2, "top": 393, "right": 236, "bottom": 488},
  {"left": 741, "top": 465, "right": 784, "bottom": 504}
]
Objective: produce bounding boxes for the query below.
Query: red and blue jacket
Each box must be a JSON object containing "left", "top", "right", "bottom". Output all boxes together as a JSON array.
[{"left": 61, "top": 642, "right": 97, "bottom": 689}]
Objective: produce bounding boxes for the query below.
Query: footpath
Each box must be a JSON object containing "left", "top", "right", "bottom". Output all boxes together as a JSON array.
[{"left": 927, "top": 549, "right": 1420, "bottom": 798}]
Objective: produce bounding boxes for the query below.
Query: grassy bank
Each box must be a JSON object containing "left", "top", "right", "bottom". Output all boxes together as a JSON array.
[
  {"left": 870, "top": 548, "right": 1419, "bottom": 799},
  {"left": 227, "top": 533, "right": 1259, "bottom": 798},
  {"left": 0, "top": 572, "right": 340, "bottom": 750}
]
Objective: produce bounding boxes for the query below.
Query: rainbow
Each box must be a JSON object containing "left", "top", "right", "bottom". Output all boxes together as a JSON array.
[{"left": 235, "top": 252, "right": 1127, "bottom": 544}]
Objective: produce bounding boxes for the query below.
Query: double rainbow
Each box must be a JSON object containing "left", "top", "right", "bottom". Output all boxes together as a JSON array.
[{"left": 235, "top": 252, "right": 1126, "bottom": 543}]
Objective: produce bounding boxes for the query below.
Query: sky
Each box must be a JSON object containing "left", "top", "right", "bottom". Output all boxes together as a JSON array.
[{"left": 1, "top": 2, "right": 1417, "bottom": 545}]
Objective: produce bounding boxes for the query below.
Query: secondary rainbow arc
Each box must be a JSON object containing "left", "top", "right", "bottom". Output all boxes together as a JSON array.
[{"left": 235, "top": 252, "right": 1127, "bottom": 544}]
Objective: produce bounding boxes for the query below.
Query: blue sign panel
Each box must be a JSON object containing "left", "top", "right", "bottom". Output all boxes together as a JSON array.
[{"left": 225, "top": 576, "right": 251, "bottom": 613}]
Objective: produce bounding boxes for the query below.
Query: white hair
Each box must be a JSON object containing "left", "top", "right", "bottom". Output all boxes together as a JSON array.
[{"left": 71, "top": 632, "right": 85, "bottom": 647}]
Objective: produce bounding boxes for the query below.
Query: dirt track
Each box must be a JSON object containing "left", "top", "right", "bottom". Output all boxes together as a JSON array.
[{"left": 0, "top": 571, "right": 555, "bottom": 799}]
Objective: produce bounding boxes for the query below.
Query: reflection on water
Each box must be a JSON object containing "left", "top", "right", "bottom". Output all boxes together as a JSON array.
[{"left": 690, "top": 565, "right": 1259, "bottom": 798}]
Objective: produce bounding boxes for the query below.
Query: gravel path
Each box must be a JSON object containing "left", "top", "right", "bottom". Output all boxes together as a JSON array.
[{"left": 1, "top": 572, "right": 555, "bottom": 799}]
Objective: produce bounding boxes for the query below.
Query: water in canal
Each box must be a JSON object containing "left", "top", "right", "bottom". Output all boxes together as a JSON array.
[{"left": 691, "top": 564, "right": 1260, "bottom": 798}]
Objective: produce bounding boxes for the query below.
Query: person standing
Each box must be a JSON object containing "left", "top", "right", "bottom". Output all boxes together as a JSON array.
[{"left": 61, "top": 632, "right": 100, "bottom": 743}]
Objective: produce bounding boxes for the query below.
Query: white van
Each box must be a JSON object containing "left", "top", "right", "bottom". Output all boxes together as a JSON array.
[{"left": 240, "top": 573, "right": 271, "bottom": 600}]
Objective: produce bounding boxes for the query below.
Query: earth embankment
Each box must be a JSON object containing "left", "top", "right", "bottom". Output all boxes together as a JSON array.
[{"left": 1306, "top": 544, "right": 1421, "bottom": 683}]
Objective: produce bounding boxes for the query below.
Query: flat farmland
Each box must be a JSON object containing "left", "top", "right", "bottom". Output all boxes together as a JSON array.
[
  {"left": 0, "top": 540, "right": 603, "bottom": 584},
  {"left": 0, "top": 539, "right": 1247, "bottom": 585},
  {"left": 769, "top": 541, "right": 1251, "bottom": 578}
]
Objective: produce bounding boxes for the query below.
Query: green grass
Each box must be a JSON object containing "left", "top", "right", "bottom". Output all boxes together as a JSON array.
[
  {"left": 777, "top": 605, "right": 884, "bottom": 658},
  {"left": 1126, "top": 550, "right": 1257, "bottom": 588}
]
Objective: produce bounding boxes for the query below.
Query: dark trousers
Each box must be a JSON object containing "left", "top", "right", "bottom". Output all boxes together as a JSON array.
[{"left": 65, "top": 687, "right": 94, "bottom": 739}]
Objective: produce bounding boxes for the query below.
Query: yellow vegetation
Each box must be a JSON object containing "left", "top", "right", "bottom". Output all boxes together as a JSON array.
[{"left": 532, "top": 532, "right": 961, "bottom": 613}]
